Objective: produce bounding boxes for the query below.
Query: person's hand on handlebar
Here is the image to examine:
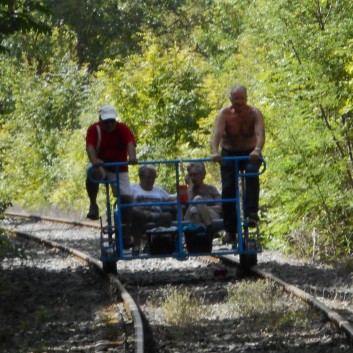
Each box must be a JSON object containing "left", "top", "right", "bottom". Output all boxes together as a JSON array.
[
  {"left": 128, "top": 157, "right": 138, "bottom": 165},
  {"left": 249, "top": 148, "right": 261, "bottom": 162},
  {"left": 212, "top": 152, "right": 222, "bottom": 163},
  {"left": 92, "top": 158, "right": 104, "bottom": 168}
]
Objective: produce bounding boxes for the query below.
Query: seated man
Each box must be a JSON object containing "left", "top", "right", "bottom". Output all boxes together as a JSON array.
[
  {"left": 130, "top": 164, "right": 175, "bottom": 255},
  {"left": 184, "top": 162, "right": 222, "bottom": 234}
]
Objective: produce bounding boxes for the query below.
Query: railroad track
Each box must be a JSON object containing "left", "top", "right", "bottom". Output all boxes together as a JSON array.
[
  {"left": 1, "top": 212, "right": 142, "bottom": 353},
  {"left": 2, "top": 211, "right": 353, "bottom": 352}
]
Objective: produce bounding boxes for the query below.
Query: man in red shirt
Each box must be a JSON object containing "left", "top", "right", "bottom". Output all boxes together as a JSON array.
[{"left": 85, "top": 105, "right": 138, "bottom": 220}]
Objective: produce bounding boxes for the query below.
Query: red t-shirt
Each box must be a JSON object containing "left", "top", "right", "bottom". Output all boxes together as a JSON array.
[{"left": 86, "top": 121, "right": 136, "bottom": 172}]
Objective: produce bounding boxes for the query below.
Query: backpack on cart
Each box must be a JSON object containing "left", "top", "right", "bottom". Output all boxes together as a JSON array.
[{"left": 183, "top": 224, "right": 213, "bottom": 253}]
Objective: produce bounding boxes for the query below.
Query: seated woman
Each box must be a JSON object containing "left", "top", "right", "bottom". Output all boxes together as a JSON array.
[
  {"left": 184, "top": 162, "right": 222, "bottom": 234},
  {"left": 130, "top": 164, "right": 175, "bottom": 255}
]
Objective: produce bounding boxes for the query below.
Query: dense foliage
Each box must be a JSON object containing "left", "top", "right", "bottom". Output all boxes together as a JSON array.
[{"left": 1, "top": 0, "right": 352, "bottom": 260}]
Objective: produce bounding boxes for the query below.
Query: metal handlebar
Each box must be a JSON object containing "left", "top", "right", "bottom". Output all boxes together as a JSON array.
[{"left": 87, "top": 156, "right": 266, "bottom": 184}]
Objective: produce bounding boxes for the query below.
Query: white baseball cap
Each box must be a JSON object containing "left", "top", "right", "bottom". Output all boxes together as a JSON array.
[{"left": 99, "top": 105, "right": 117, "bottom": 121}]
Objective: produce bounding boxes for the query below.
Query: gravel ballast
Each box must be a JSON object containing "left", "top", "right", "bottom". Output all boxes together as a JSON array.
[
  {"left": 1, "top": 216, "right": 352, "bottom": 352},
  {"left": 0, "top": 232, "right": 133, "bottom": 353}
]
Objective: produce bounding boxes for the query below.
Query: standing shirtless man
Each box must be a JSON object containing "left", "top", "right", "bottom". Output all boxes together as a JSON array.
[{"left": 212, "top": 85, "right": 265, "bottom": 242}]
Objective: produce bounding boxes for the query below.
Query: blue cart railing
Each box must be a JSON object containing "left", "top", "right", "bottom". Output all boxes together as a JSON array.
[{"left": 88, "top": 157, "right": 266, "bottom": 273}]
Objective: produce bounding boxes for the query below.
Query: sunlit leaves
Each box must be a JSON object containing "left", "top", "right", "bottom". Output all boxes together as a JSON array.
[
  {"left": 236, "top": 0, "right": 353, "bottom": 255},
  {"left": 0, "top": 0, "right": 50, "bottom": 52},
  {"left": 97, "top": 35, "right": 210, "bottom": 161},
  {"left": 1, "top": 0, "right": 353, "bottom": 258},
  {"left": 0, "top": 27, "right": 90, "bottom": 209}
]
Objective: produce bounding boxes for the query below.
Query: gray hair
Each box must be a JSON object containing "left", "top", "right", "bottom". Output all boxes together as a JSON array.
[
  {"left": 186, "top": 162, "right": 206, "bottom": 176},
  {"left": 138, "top": 164, "right": 157, "bottom": 178},
  {"left": 230, "top": 84, "right": 247, "bottom": 96}
]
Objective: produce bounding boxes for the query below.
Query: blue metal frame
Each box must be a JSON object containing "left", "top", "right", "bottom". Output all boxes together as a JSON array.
[{"left": 88, "top": 157, "right": 266, "bottom": 262}]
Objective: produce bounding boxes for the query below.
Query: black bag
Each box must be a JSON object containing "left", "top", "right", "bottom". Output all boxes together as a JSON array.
[
  {"left": 146, "top": 227, "right": 177, "bottom": 255},
  {"left": 183, "top": 224, "right": 213, "bottom": 253}
]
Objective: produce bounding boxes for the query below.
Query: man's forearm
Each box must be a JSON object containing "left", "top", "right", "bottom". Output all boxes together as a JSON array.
[
  {"left": 212, "top": 135, "right": 221, "bottom": 155},
  {"left": 127, "top": 142, "right": 137, "bottom": 163},
  {"left": 86, "top": 145, "right": 99, "bottom": 164}
]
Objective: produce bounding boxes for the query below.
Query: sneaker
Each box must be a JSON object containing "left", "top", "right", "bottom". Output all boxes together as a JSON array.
[
  {"left": 87, "top": 203, "right": 99, "bottom": 220},
  {"left": 223, "top": 232, "right": 236, "bottom": 244},
  {"left": 132, "top": 245, "right": 140, "bottom": 256},
  {"left": 142, "top": 243, "right": 150, "bottom": 254},
  {"left": 123, "top": 238, "right": 133, "bottom": 250}
]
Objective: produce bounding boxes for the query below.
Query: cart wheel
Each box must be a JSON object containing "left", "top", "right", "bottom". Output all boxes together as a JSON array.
[
  {"left": 103, "top": 261, "right": 117, "bottom": 274},
  {"left": 239, "top": 238, "right": 257, "bottom": 271},
  {"left": 239, "top": 253, "right": 257, "bottom": 271}
]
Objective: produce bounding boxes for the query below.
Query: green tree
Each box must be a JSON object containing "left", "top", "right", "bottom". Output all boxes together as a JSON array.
[
  {"left": 235, "top": 0, "right": 353, "bottom": 257},
  {"left": 0, "top": 0, "right": 50, "bottom": 52},
  {"left": 97, "top": 35, "right": 210, "bottom": 159},
  {"left": 0, "top": 27, "right": 90, "bottom": 211},
  {"left": 47, "top": 0, "right": 186, "bottom": 70},
  {"left": 92, "top": 34, "right": 211, "bottom": 188}
]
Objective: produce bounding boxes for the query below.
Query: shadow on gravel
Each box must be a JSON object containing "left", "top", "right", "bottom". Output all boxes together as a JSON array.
[
  {"left": 0, "top": 241, "right": 125, "bottom": 353},
  {"left": 259, "top": 261, "right": 353, "bottom": 300},
  {"left": 151, "top": 314, "right": 350, "bottom": 353}
]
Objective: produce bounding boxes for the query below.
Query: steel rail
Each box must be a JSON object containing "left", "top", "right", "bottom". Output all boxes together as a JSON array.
[
  {"left": 4, "top": 210, "right": 101, "bottom": 229},
  {"left": 3, "top": 213, "right": 144, "bottom": 353},
  {"left": 5, "top": 211, "right": 353, "bottom": 344},
  {"left": 220, "top": 254, "right": 353, "bottom": 342}
]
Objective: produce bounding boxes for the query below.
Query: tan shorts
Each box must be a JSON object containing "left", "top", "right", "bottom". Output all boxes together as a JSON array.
[{"left": 88, "top": 164, "right": 132, "bottom": 196}]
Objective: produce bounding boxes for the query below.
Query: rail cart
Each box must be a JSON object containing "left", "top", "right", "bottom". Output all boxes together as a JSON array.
[{"left": 89, "top": 157, "right": 266, "bottom": 274}]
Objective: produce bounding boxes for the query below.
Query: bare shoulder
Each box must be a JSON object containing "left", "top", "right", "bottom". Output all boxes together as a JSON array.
[
  {"left": 250, "top": 106, "right": 264, "bottom": 120},
  {"left": 218, "top": 105, "right": 232, "bottom": 119}
]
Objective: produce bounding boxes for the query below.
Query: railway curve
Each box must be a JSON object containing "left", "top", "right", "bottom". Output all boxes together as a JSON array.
[{"left": 1, "top": 212, "right": 353, "bottom": 352}]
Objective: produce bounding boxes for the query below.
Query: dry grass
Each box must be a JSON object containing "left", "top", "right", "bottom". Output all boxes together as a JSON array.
[
  {"left": 160, "top": 286, "right": 210, "bottom": 326},
  {"left": 227, "top": 279, "right": 284, "bottom": 316},
  {"left": 227, "top": 279, "right": 311, "bottom": 330},
  {"left": 160, "top": 280, "right": 311, "bottom": 331}
]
